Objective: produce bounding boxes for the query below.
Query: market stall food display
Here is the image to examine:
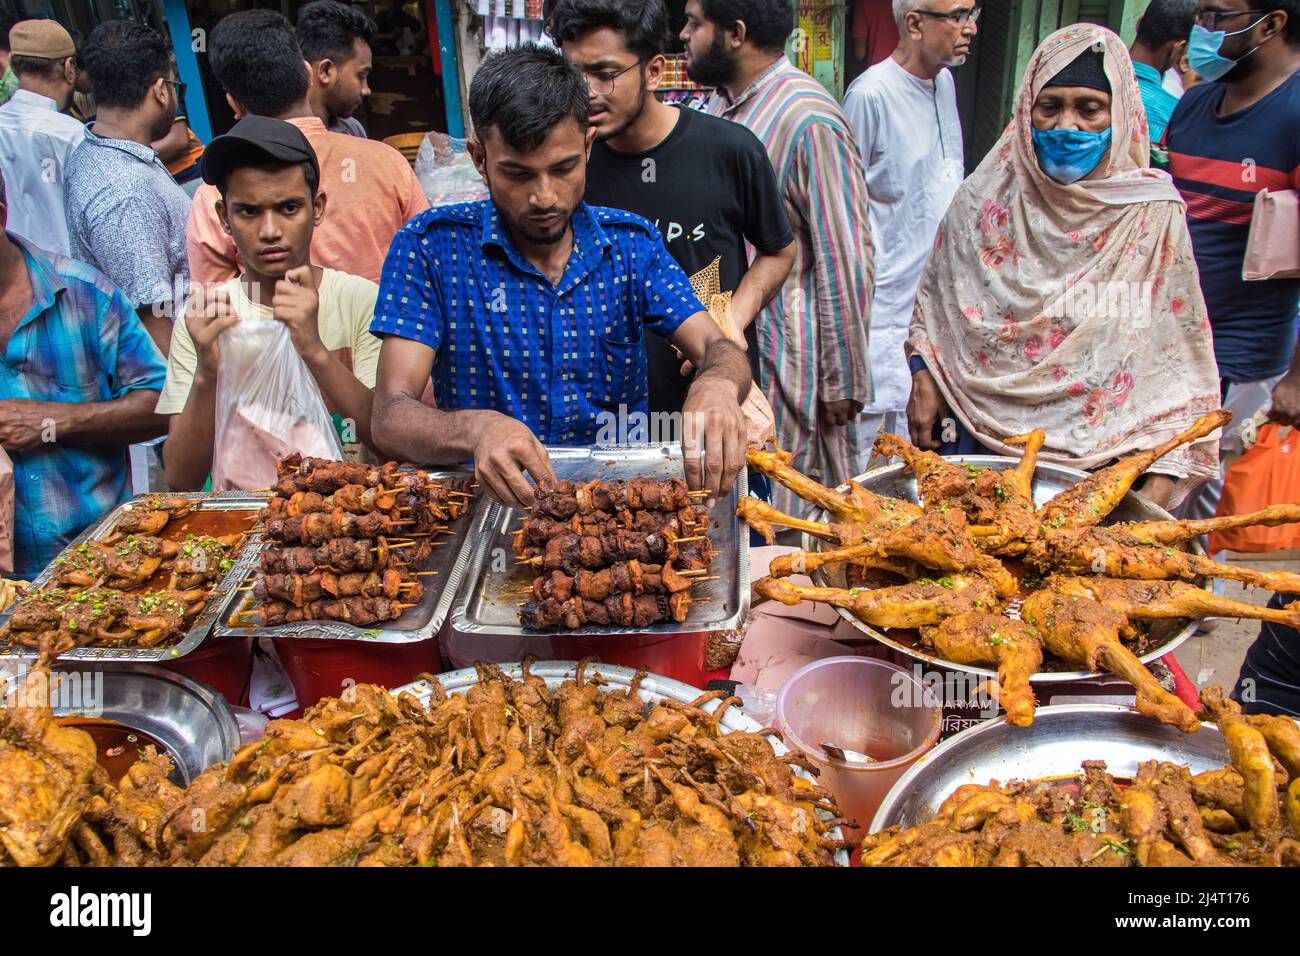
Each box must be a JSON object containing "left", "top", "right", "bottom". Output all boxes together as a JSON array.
[
  {"left": 3, "top": 430, "right": 1299, "bottom": 868},
  {"left": 0, "top": 658, "right": 847, "bottom": 867},
  {"left": 740, "top": 411, "right": 1300, "bottom": 731}
]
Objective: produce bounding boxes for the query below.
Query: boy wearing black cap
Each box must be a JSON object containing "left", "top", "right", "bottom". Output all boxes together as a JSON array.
[{"left": 155, "top": 116, "right": 382, "bottom": 491}]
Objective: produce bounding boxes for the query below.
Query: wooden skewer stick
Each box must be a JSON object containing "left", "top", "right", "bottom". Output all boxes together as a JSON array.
[
  {"left": 674, "top": 535, "right": 708, "bottom": 543},
  {"left": 686, "top": 490, "right": 710, "bottom": 497},
  {"left": 395, "top": 603, "right": 418, "bottom": 610},
  {"left": 678, "top": 569, "right": 712, "bottom": 577},
  {"left": 414, "top": 570, "right": 439, "bottom": 576}
]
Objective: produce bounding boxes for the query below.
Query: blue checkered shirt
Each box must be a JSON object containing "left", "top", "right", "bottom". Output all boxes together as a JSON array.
[
  {"left": 370, "top": 200, "right": 704, "bottom": 445},
  {"left": 1, "top": 235, "right": 167, "bottom": 579}
]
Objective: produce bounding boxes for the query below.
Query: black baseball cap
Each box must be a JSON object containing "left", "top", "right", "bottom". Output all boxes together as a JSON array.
[{"left": 200, "top": 115, "right": 321, "bottom": 188}]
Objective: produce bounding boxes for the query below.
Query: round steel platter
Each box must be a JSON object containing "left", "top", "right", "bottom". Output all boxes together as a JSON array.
[
  {"left": 803, "top": 456, "right": 1201, "bottom": 682},
  {"left": 870, "top": 704, "right": 1228, "bottom": 832},
  {"left": 49, "top": 662, "right": 240, "bottom": 785}
]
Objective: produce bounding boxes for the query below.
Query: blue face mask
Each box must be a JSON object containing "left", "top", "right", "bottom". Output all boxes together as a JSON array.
[
  {"left": 1031, "top": 126, "right": 1113, "bottom": 184},
  {"left": 1187, "top": 21, "right": 1266, "bottom": 82}
]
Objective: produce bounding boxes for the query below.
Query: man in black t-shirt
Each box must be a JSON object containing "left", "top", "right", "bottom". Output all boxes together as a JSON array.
[{"left": 549, "top": 0, "right": 795, "bottom": 416}]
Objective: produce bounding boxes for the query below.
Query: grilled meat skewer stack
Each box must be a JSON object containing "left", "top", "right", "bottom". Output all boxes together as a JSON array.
[
  {"left": 245, "top": 455, "right": 473, "bottom": 627},
  {"left": 517, "top": 479, "right": 714, "bottom": 630}
]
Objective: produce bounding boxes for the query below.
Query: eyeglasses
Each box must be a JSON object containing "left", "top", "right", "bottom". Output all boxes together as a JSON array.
[
  {"left": 581, "top": 61, "right": 642, "bottom": 95},
  {"left": 167, "top": 78, "right": 187, "bottom": 105},
  {"left": 915, "top": 6, "right": 982, "bottom": 25},
  {"left": 1195, "top": 9, "right": 1269, "bottom": 29}
]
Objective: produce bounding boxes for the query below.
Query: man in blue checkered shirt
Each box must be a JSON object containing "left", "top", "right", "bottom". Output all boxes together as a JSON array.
[
  {"left": 370, "top": 46, "right": 751, "bottom": 508},
  {"left": 0, "top": 169, "right": 168, "bottom": 579}
]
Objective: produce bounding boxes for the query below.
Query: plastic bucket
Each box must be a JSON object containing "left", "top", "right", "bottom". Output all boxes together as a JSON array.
[
  {"left": 158, "top": 636, "right": 254, "bottom": 707},
  {"left": 273, "top": 637, "right": 442, "bottom": 708},
  {"left": 775, "top": 656, "right": 942, "bottom": 841}
]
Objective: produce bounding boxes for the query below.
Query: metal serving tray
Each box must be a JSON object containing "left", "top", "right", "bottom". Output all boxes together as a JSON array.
[
  {"left": 392, "top": 660, "right": 848, "bottom": 866},
  {"left": 803, "top": 456, "right": 1202, "bottom": 683},
  {"left": 870, "top": 704, "right": 1229, "bottom": 832},
  {"left": 215, "top": 471, "right": 487, "bottom": 644},
  {"left": 451, "top": 444, "right": 749, "bottom": 638},
  {"left": 0, "top": 492, "right": 264, "bottom": 663}
]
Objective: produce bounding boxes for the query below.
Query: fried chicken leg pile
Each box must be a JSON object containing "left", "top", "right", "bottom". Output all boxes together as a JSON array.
[
  {"left": 743, "top": 410, "right": 1300, "bottom": 730},
  {"left": 859, "top": 687, "right": 1300, "bottom": 867},
  {"left": 0, "top": 660, "right": 848, "bottom": 867}
]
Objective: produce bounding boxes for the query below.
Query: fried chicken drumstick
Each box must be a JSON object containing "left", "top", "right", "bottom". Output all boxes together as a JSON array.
[
  {"left": 1028, "top": 525, "right": 1300, "bottom": 592},
  {"left": 922, "top": 613, "right": 1043, "bottom": 727},
  {"left": 754, "top": 575, "right": 997, "bottom": 629},
  {"left": 1037, "top": 409, "right": 1231, "bottom": 530},
  {"left": 1045, "top": 575, "right": 1300, "bottom": 627},
  {"left": 1020, "top": 591, "right": 1200, "bottom": 732}
]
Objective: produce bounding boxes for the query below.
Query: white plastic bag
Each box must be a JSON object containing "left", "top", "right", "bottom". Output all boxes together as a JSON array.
[
  {"left": 414, "top": 132, "right": 488, "bottom": 207},
  {"left": 212, "top": 317, "right": 342, "bottom": 491}
]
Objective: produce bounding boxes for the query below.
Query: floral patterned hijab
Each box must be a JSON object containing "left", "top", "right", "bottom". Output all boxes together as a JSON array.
[{"left": 909, "top": 24, "right": 1222, "bottom": 496}]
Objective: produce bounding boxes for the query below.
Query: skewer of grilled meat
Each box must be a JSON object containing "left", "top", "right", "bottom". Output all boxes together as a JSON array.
[
  {"left": 520, "top": 591, "right": 692, "bottom": 630},
  {"left": 265, "top": 509, "right": 410, "bottom": 545},
  {"left": 255, "top": 568, "right": 421, "bottom": 606},
  {"left": 514, "top": 507, "right": 707, "bottom": 553},
  {"left": 532, "top": 478, "right": 698, "bottom": 518},
  {"left": 250, "top": 595, "right": 404, "bottom": 627},
  {"left": 274, "top": 453, "right": 419, "bottom": 493},
  {"left": 530, "top": 561, "right": 694, "bottom": 603},
  {"left": 263, "top": 484, "right": 402, "bottom": 521},
  {"left": 519, "top": 529, "right": 713, "bottom": 573},
  {"left": 260, "top": 538, "right": 377, "bottom": 573}
]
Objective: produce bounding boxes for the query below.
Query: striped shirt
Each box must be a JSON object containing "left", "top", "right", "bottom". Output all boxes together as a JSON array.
[
  {"left": 1, "top": 235, "right": 167, "bottom": 579},
  {"left": 1166, "top": 73, "right": 1300, "bottom": 383},
  {"left": 706, "top": 57, "right": 874, "bottom": 516}
]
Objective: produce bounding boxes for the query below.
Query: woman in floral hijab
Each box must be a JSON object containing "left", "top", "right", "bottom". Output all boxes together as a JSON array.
[{"left": 906, "top": 24, "right": 1221, "bottom": 506}]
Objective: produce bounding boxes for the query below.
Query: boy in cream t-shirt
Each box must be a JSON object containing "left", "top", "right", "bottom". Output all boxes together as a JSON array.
[{"left": 156, "top": 116, "right": 383, "bottom": 490}]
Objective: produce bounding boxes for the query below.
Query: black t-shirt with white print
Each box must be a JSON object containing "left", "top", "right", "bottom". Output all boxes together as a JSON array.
[{"left": 585, "top": 104, "right": 794, "bottom": 413}]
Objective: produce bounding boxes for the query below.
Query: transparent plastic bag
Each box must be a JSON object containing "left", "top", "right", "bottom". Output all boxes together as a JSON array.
[
  {"left": 211, "top": 317, "right": 342, "bottom": 491},
  {"left": 414, "top": 132, "right": 488, "bottom": 207}
]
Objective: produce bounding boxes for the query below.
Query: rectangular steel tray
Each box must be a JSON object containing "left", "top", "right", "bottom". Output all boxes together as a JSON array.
[
  {"left": 0, "top": 492, "right": 266, "bottom": 663},
  {"left": 215, "top": 471, "right": 487, "bottom": 644},
  {"left": 451, "top": 444, "right": 749, "bottom": 638}
]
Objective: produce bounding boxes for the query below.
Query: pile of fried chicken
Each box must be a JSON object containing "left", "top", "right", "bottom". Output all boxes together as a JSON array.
[
  {"left": 743, "top": 410, "right": 1300, "bottom": 731},
  {"left": 860, "top": 688, "right": 1300, "bottom": 867},
  {"left": 0, "top": 499, "right": 247, "bottom": 655},
  {"left": 0, "top": 661, "right": 846, "bottom": 867}
]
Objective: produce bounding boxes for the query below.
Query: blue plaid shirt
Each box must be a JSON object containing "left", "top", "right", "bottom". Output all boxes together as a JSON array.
[
  {"left": 370, "top": 200, "right": 704, "bottom": 445},
  {"left": 1, "top": 235, "right": 167, "bottom": 579}
]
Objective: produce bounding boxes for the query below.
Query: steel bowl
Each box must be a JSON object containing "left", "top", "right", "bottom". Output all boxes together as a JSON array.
[
  {"left": 870, "top": 704, "right": 1228, "bottom": 832},
  {"left": 803, "top": 456, "right": 1202, "bottom": 682},
  {"left": 46, "top": 663, "right": 239, "bottom": 785},
  {"left": 392, "top": 660, "right": 850, "bottom": 866}
]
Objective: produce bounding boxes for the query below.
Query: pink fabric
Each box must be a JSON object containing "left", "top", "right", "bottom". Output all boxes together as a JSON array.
[{"left": 909, "top": 24, "right": 1222, "bottom": 499}]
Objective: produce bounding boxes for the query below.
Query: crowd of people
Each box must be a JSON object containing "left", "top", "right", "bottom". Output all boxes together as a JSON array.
[{"left": 1, "top": 0, "right": 1299, "bottom": 710}]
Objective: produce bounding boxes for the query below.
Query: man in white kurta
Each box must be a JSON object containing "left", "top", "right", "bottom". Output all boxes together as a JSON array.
[{"left": 842, "top": 0, "right": 972, "bottom": 453}]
